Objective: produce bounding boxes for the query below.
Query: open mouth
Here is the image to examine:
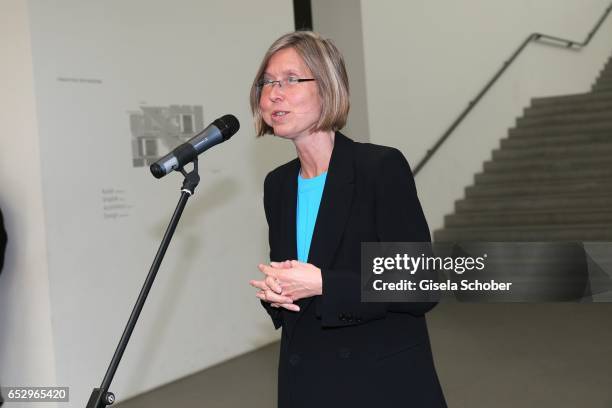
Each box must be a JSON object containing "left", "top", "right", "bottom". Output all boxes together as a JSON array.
[{"left": 272, "top": 111, "right": 290, "bottom": 118}]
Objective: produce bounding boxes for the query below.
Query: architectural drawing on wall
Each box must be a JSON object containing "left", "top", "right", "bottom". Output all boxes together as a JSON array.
[{"left": 129, "top": 105, "right": 204, "bottom": 167}]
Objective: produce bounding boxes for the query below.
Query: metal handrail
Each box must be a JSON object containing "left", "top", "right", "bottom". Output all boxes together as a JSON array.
[{"left": 413, "top": 2, "right": 612, "bottom": 176}]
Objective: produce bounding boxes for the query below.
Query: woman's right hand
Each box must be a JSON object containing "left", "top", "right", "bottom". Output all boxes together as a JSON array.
[{"left": 250, "top": 261, "right": 300, "bottom": 312}]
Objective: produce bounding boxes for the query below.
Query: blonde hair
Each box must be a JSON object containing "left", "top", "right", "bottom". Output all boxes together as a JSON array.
[{"left": 250, "top": 31, "right": 350, "bottom": 136}]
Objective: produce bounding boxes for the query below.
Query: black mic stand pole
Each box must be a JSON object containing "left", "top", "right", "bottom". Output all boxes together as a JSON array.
[{"left": 86, "top": 159, "right": 201, "bottom": 408}]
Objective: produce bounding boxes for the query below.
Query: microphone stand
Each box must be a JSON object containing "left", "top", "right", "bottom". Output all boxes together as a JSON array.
[{"left": 86, "top": 159, "right": 201, "bottom": 408}]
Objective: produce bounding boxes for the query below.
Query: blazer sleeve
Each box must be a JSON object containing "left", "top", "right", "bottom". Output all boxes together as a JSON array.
[
  {"left": 317, "top": 148, "right": 437, "bottom": 327},
  {"left": 261, "top": 172, "right": 283, "bottom": 330}
]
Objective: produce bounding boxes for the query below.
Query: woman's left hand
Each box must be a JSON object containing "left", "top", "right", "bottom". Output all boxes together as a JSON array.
[{"left": 258, "top": 260, "right": 323, "bottom": 302}]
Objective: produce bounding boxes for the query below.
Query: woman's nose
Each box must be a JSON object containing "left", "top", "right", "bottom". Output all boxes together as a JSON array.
[{"left": 268, "top": 82, "right": 284, "bottom": 100}]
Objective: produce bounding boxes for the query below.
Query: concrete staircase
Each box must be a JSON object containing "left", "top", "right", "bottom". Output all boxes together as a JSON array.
[{"left": 434, "top": 54, "right": 612, "bottom": 243}]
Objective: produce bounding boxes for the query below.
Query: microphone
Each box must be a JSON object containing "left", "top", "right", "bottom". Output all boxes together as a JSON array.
[{"left": 150, "top": 114, "right": 240, "bottom": 178}]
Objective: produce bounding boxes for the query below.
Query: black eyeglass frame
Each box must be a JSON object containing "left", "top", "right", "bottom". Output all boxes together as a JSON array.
[{"left": 256, "top": 77, "right": 316, "bottom": 89}]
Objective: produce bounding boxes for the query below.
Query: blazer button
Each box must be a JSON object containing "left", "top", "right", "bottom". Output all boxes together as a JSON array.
[
  {"left": 289, "top": 354, "right": 301, "bottom": 366},
  {"left": 338, "top": 348, "right": 351, "bottom": 359}
]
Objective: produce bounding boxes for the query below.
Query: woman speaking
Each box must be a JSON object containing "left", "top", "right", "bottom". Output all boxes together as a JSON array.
[{"left": 249, "top": 31, "right": 446, "bottom": 408}]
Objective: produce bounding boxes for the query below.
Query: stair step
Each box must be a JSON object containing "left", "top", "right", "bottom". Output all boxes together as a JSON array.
[
  {"left": 598, "top": 64, "right": 612, "bottom": 73},
  {"left": 508, "top": 120, "right": 612, "bottom": 138},
  {"left": 596, "top": 71, "right": 612, "bottom": 78},
  {"left": 595, "top": 77, "right": 612, "bottom": 85},
  {"left": 500, "top": 132, "right": 612, "bottom": 149},
  {"left": 598, "top": 62, "right": 612, "bottom": 72},
  {"left": 474, "top": 166, "right": 612, "bottom": 184},
  {"left": 593, "top": 84, "right": 612, "bottom": 92},
  {"left": 516, "top": 110, "right": 612, "bottom": 128},
  {"left": 491, "top": 141, "right": 612, "bottom": 160},
  {"left": 596, "top": 69, "right": 612, "bottom": 78},
  {"left": 445, "top": 210, "right": 612, "bottom": 228},
  {"left": 523, "top": 99, "right": 612, "bottom": 118},
  {"left": 455, "top": 194, "right": 612, "bottom": 212},
  {"left": 595, "top": 78, "right": 612, "bottom": 88},
  {"left": 482, "top": 155, "right": 611, "bottom": 173},
  {"left": 466, "top": 178, "right": 612, "bottom": 198},
  {"left": 531, "top": 92, "right": 612, "bottom": 107},
  {"left": 584, "top": 243, "right": 612, "bottom": 268},
  {"left": 434, "top": 224, "right": 612, "bottom": 242}
]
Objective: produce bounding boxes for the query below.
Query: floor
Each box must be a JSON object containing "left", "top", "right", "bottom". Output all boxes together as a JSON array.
[{"left": 115, "top": 303, "right": 612, "bottom": 408}]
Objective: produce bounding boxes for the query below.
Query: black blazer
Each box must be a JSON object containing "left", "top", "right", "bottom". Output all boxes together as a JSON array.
[{"left": 262, "top": 132, "right": 446, "bottom": 408}]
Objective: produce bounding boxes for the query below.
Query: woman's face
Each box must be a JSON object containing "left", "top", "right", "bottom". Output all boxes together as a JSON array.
[{"left": 259, "top": 47, "right": 322, "bottom": 140}]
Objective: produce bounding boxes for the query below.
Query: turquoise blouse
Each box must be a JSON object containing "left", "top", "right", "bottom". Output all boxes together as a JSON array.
[{"left": 296, "top": 171, "right": 327, "bottom": 262}]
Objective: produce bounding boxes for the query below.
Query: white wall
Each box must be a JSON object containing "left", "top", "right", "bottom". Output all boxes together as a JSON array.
[
  {"left": 0, "top": 1, "right": 58, "bottom": 407},
  {"left": 312, "top": 0, "right": 370, "bottom": 142},
  {"left": 1, "top": 0, "right": 295, "bottom": 406},
  {"left": 359, "top": 0, "right": 612, "bottom": 232}
]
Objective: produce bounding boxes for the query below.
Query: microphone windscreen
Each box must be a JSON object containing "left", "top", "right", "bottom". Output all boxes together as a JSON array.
[{"left": 214, "top": 114, "right": 240, "bottom": 139}]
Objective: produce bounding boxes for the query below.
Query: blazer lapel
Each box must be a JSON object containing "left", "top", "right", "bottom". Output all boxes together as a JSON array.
[
  {"left": 307, "top": 132, "right": 355, "bottom": 269},
  {"left": 279, "top": 159, "right": 300, "bottom": 262}
]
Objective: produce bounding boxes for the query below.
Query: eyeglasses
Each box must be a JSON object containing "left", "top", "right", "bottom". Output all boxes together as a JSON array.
[{"left": 257, "top": 76, "right": 316, "bottom": 90}]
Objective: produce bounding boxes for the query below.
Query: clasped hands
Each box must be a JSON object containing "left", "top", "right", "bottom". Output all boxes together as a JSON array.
[{"left": 250, "top": 260, "right": 322, "bottom": 312}]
